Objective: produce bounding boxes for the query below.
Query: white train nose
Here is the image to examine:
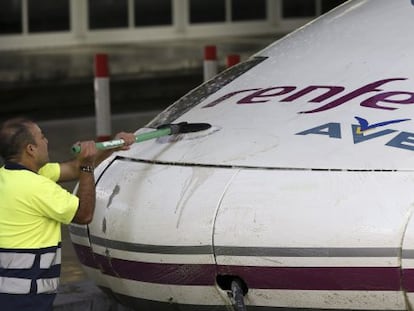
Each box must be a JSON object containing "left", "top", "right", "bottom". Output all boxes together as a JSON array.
[{"left": 69, "top": 0, "right": 414, "bottom": 309}]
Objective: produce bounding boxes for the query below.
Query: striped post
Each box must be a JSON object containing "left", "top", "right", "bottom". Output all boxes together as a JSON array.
[
  {"left": 94, "top": 54, "right": 111, "bottom": 142},
  {"left": 226, "top": 54, "right": 240, "bottom": 68},
  {"left": 203, "top": 45, "right": 218, "bottom": 82}
]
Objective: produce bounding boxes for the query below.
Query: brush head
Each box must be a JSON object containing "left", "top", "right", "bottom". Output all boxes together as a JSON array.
[
  {"left": 157, "top": 122, "right": 212, "bottom": 135},
  {"left": 156, "top": 125, "right": 221, "bottom": 144}
]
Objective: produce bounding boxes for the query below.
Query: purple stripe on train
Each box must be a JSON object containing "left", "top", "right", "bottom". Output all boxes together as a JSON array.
[{"left": 73, "top": 243, "right": 414, "bottom": 291}]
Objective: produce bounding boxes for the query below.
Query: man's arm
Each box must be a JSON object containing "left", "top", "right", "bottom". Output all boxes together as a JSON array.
[
  {"left": 58, "top": 158, "right": 81, "bottom": 182},
  {"left": 72, "top": 163, "right": 96, "bottom": 224},
  {"left": 70, "top": 141, "right": 97, "bottom": 224}
]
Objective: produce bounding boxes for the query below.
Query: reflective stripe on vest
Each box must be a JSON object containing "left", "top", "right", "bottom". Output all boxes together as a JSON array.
[
  {"left": 37, "top": 277, "right": 60, "bottom": 294},
  {"left": 0, "top": 244, "right": 61, "bottom": 294},
  {"left": 0, "top": 277, "right": 60, "bottom": 294},
  {"left": 0, "top": 252, "right": 36, "bottom": 269},
  {"left": 40, "top": 248, "right": 61, "bottom": 269},
  {"left": 0, "top": 277, "right": 31, "bottom": 294}
]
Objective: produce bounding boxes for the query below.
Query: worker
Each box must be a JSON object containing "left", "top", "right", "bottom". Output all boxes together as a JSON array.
[{"left": 0, "top": 117, "right": 135, "bottom": 311}]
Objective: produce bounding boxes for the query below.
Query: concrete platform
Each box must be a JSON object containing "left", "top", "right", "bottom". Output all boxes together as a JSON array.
[{"left": 54, "top": 281, "right": 133, "bottom": 311}]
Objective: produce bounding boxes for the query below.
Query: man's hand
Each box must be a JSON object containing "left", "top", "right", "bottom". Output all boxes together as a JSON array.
[
  {"left": 77, "top": 140, "right": 99, "bottom": 167},
  {"left": 94, "top": 132, "right": 136, "bottom": 166},
  {"left": 113, "top": 132, "right": 136, "bottom": 151},
  {"left": 59, "top": 140, "right": 99, "bottom": 182}
]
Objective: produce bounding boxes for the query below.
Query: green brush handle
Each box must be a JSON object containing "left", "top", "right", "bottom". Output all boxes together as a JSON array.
[{"left": 71, "top": 127, "right": 172, "bottom": 154}]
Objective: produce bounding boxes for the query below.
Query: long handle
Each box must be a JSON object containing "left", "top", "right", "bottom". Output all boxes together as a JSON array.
[
  {"left": 71, "top": 122, "right": 211, "bottom": 154},
  {"left": 71, "top": 127, "right": 171, "bottom": 154}
]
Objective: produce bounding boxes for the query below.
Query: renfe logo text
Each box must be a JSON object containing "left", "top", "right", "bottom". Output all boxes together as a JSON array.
[{"left": 203, "top": 78, "right": 414, "bottom": 113}]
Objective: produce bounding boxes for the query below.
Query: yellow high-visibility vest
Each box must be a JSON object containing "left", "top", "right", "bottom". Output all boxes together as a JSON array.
[{"left": 0, "top": 162, "right": 78, "bottom": 249}]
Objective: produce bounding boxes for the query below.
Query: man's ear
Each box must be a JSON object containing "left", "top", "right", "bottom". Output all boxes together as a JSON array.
[{"left": 26, "top": 144, "right": 36, "bottom": 156}]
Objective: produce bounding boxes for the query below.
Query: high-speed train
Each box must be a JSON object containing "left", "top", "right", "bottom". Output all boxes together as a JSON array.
[{"left": 69, "top": 0, "right": 414, "bottom": 310}]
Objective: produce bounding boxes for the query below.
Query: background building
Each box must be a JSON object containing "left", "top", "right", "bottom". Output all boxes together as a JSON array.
[
  {"left": 0, "top": 0, "right": 346, "bottom": 51},
  {"left": 0, "top": 0, "right": 348, "bottom": 121}
]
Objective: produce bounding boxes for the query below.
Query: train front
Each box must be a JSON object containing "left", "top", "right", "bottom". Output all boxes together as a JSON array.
[{"left": 70, "top": 1, "right": 414, "bottom": 310}]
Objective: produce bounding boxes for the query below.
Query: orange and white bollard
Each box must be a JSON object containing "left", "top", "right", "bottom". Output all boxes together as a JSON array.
[
  {"left": 203, "top": 45, "right": 218, "bottom": 82},
  {"left": 226, "top": 54, "right": 240, "bottom": 68},
  {"left": 94, "top": 53, "right": 111, "bottom": 142}
]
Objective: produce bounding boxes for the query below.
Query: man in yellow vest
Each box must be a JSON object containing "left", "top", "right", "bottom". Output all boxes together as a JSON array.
[{"left": 0, "top": 117, "right": 135, "bottom": 310}]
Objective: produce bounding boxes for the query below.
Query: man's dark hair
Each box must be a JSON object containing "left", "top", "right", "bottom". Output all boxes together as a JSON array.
[{"left": 0, "top": 117, "right": 36, "bottom": 161}]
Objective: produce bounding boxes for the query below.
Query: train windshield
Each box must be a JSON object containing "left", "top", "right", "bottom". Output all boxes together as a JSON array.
[{"left": 147, "top": 56, "right": 266, "bottom": 128}]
